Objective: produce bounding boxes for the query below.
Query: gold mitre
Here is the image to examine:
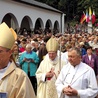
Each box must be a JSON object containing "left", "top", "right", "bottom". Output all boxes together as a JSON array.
[
  {"left": 0, "top": 22, "right": 17, "bottom": 49},
  {"left": 46, "top": 37, "right": 59, "bottom": 52}
]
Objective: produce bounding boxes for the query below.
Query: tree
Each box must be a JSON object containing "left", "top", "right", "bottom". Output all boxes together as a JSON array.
[{"left": 35, "top": 0, "right": 98, "bottom": 23}]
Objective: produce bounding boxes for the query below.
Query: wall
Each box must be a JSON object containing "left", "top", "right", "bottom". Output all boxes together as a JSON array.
[{"left": 0, "top": 0, "right": 65, "bottom": 33}]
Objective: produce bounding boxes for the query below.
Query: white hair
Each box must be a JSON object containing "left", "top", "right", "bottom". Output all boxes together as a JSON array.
[
  {"left": 31, "top": 41, "right": 35, "bottom": 44},
  {"left": 26, "top": 44, "right": 32, "bottom": 49}
]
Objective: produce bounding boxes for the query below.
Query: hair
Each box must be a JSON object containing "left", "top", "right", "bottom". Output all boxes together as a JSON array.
[
  {"left": 22, "top": 38, "right": 27, "bottom": 42},
  {"left": 43, "top": 36, "right": 51, "bottom": 43},
  {"left": 68, "top": 47, "right": 82, "bottom": 56},
  {"left": 26, "top": 44, "right": 32, "bottom": 49},
  {"left": 86, "top": 46, "right": 92, "bottom": 50},
  {"left": 11, "top": 44, "right": 19, "bottom": 52}
]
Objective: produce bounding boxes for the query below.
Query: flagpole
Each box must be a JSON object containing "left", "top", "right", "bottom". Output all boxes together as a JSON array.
[
  {"left": 88, "top": 7, "right": 92, "bottom": 33},
  {"left": 88, "top": 21, "right": 92, "bottom": 33},
  {"left": 59, "top": 36, "right": 61, "bottom": 71}
]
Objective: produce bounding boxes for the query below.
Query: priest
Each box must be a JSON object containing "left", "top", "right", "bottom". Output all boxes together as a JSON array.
[
  {"left": 55, "top": 47, "right": 98, "bottom": 98},
  {"left": 0, "top": 22, "right": 35, "bottom": 98},
  {"left": 36, "top": 37, "right": 66, "bottom": 98}
]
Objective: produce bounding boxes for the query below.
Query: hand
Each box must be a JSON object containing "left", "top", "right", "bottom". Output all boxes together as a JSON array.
[
  {"left": 46, "top": 68, "right": 55, "bottom": 78},
  {"left": 23, "top": 58, "right": 27, "bottom": 62},
  {"left": 30, "top": 59, "right": 34, "bottom": 63},
  {"left": 51, "top": 67, "right": 55, "bottom": 72},
  {"left": 63, "top": 86, "right": 71, "bottom": 95},
  {"left": 46, "top": 71, "right": 54, "bottom": 78},
  {"left": 58, "top": 71, "right": 60, "bottom": 74},
  {"left": 63, "top": 85, "right": 78, "bottom": 96}
]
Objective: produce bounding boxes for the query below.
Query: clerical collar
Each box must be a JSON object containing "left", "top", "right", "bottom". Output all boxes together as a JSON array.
[
  {"left": 71, "top": 62, "right": 81, "bottom": 68},
  {"left": 0, "top": 62, "right": 10, "bottom": 73},
  {"left": 0, "top": 62, "right": 11, "bottom": 80},
  {"left": 50, "top": 56, "right": 58, "bottom": 62}
]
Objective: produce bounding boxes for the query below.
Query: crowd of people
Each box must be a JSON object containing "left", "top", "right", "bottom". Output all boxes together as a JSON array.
[{"left": 0, "top": 22, "right": 98, "bottom": 98}]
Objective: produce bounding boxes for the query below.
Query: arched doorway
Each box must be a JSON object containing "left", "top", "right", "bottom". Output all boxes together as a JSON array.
[
  {"left": 53, "top": 21, "right": 59, "bottom": 34},
  {"left": 20, "top": 16, "right": 33, "bottom": 36},
  {"left": 34, "top": 18, "right": 44, "bottom": 34},
  {"left": 44, "top": 19, "right": 52, "bottom": 34},
  {"left": 2, "top": 13, "right": 19, "bottom": 33}
]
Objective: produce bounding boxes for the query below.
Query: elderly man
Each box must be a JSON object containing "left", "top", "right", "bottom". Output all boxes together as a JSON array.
[
  {"left": 36, "top": 37, "right": 65, "bottom": 98},
  {"left": 55, "top": 47, "right": 98, "bottom": 98},
  {"left": 0, "top": 22, "right": 35, "bottom": 98}
]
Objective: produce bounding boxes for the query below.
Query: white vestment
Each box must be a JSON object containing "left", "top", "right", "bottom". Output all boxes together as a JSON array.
[
  {"left": 55, "top": 62, "right": 98, "bottom": 98},
  {"left": 61, "top": 51, "right": 68, "bottom": 64},
  {"left": 36, "top": 55, "right": 65, "bottom": 98}
]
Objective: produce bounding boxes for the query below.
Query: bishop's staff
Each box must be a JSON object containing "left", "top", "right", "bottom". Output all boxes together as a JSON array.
[{"left": 59, "top": 35, "right": 62, "bottom": 71}]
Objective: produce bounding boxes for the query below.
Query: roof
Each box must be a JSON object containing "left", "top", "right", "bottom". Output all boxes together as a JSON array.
[{"left": 13, "top": 0, "right": 63, "bottom": 14}]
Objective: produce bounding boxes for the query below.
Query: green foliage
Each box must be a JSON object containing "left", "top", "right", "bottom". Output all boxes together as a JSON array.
[
  {"left": 70, "top": 20, "right": 78, "bottom": 26},
  {"left": 35, "top": 0, "right": 98, "bottom": 23}
]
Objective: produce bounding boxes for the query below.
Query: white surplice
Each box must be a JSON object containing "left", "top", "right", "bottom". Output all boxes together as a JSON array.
[{"left": 55, "top": 62, "right": 98, "bottom": 98}]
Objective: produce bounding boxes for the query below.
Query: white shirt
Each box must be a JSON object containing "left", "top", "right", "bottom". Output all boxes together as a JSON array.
[
  {"left": 61, "top": 51, "right": 68, "bottom": 64},
  {"left": 88, "top": 55, "right": 91, "bottom": 60}
]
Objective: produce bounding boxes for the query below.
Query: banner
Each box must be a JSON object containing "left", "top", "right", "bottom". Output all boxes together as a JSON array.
[{"left": 80, "top": 12, "right": 86, "bottom": 24}]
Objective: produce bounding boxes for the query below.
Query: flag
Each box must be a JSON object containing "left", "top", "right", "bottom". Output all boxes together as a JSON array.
[
  {"left": 92, "top": 10, "right": 96, "bottom": 24},
  {"left": 89, "top": 7, "right": 92, "bottom": 20},
  {"left": 86, "top": 10, "right": 89, "bottom": 22},
  {"left": 80, "top": 12, "right": 86, "bottom": 24}
]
